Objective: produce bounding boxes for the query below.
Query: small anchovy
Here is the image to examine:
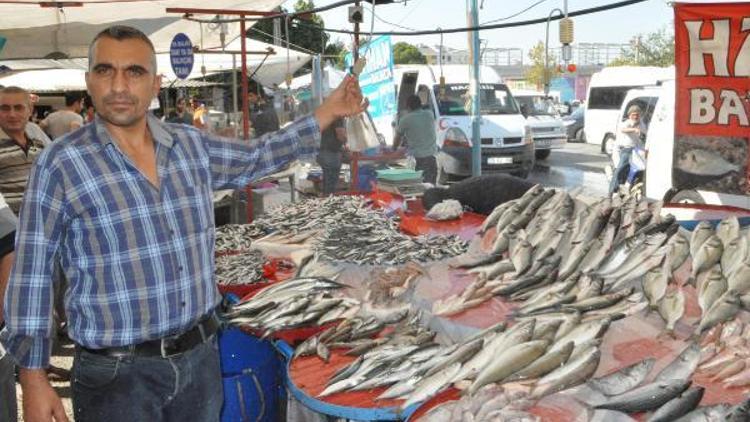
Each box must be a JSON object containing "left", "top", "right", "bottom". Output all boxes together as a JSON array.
[
  {"left": 214, "top": 249, "right": 266, "bottom": 286},
  {"left": 215, "top": 223, "right": 264, "bottom": 252}
]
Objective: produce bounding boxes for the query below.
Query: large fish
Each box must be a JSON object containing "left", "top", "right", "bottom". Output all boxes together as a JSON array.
[
  {"left": 666, "top": 234, "right": 691, "bottom": 271},
  {"left": 688, "top": 236, "right": 723, "bottom": 285},
  {"left": 677, "top": 149, "right": 740, "bottom": 177},
  {"left": 588, "top": 358, "right": 656, "bottom": 396},
  {"left": 643, "top": 264, "right": 669, "bottom": 310},
  {"left": 654, "top": 343, "right": 701, "bottom": 382},
  {"left": 659, "top": 288, "right": 686, "bottom": 335},
  {"left": 695, "top": 290, "right": 741, "bottom": 337},
  {"left": 722, "top": 236, "right": 748, "bottom": 279},
  {"left": 648, "top": 386, "right": 705, "bottom": 422},
  {"left": 716, "top": 217, "right": 741, "bottom": 246},
  {"left": 529, "top": 347, "right": 601, "bottom": 399},
  {"left": 399, "top": 362, "right": 462, "bottom": 411},
  {"left": 468, "top": 339, "right": 549, "bottom": 395},
  {"left": 594, "top": 379, "right": 692, "bottom": 413},
  {"left": 690, "top": 221, "right": 714, "bottom": 259},
  {"left": 698, "top": 270, "right": 727, "bottom": 316},
  {"left": 506, "top": 341, "right": 575, "bottom": 382},
  {"left": 674, "top": 404, "right": 731, "bottom": 421}
]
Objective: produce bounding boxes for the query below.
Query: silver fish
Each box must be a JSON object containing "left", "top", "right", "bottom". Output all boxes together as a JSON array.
[
  {"left": 717, "top": 217, "right": 741, "bottom": 246},
  {"left": 690, "top": 221, "right": 714, "bottom": 259},
  {"left": 659, "top": 288, "right": 686, "bottom": 334},
  {"left": 654, "top": 343, "right": 701, "bottom": 382},
  {"left": 400, "top": 362, "right": 462, "bottom": 410},
  {"left": 643, "top": 264, "right": 669, "bottom": 310},
  {"left": 529, "top": 347, "right": 601, "bottom": 399},
  {"left": 677, "top": 149, "right": 740, "bottom": 177},
  {"left": 647, "top": 386, "right": 705, "bottom": 422},
  {"left": 588, "top": 358, "right": 656, "bottom": 396},
  {"left": 468, "top": 339, "right": 549, "bottom": 395},
  {"left": 594, "top": 379, "right": 692, "bottom": 413},
  {"left": 688, "top": 236, "right": 723, "bottom": 285}
]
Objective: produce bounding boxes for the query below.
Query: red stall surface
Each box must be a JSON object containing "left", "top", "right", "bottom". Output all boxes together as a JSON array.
[{"left": 289, "top": 348, "right": 407, "bottom": 410}]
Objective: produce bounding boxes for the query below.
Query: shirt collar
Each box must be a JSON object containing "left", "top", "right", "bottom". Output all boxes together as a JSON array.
[
  {"left": 93, "top": 113, "right": 175, "bottom": 149},
  {"left": 0, "top": 125, "right": 47, "bottom": 149}
]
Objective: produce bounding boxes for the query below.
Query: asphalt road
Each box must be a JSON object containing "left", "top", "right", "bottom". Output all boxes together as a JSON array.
[{"left": 529, "top": 141, "right": 610, "bottom": 199}]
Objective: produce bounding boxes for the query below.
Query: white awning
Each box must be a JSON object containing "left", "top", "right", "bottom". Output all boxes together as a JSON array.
[{"left": 0, "top": 0, "right": 283, "bottom": 60}]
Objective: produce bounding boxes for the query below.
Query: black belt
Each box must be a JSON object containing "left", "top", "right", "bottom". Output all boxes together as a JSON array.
[{"left": 81, "top": 315, "right": 220, "bottom": 358}]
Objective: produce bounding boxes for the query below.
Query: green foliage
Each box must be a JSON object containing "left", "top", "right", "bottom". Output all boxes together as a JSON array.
[
  {"left": 609, "top": 27, "right": 675, "bottom": 67},
  {"left": 393, "top": 42, "right": 427, "bottom": 64},
  {"left": 524, "top": 41, "right": 560, "bottom": 90},
  {"left": 323, "top": 40, "right": 347, "bottom": 69}
]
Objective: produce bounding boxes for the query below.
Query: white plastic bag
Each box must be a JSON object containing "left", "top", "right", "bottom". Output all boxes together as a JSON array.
[{"left": 345, "top": 111, "right": 381, "bottom": 152}]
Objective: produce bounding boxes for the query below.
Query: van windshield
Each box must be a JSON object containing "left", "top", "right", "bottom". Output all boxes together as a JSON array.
[
  {"left": 434, "top": 84, "right": 519, "bottom": 116},
  {"left": 515, "top": 95, "right": 556, "bottom": 116}
]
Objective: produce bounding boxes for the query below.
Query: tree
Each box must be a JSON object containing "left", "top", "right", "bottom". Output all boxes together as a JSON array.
[
  {"left": 323, "top": 40, "right": 347, "bottom": 69},
  {"left": 393, "top": 42, "right": 427, "bottom": 64},
  {"left": 524, "top": 41, "right": 560, "bottom": 90},
  {"left": 609, "top": 27, "right": 674, "bottom": 67}
]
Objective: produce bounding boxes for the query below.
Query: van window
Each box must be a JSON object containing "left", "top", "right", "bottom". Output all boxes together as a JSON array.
[
  {"left": 515, "top": 95, "right": 556, "bottom": 116},
  {"left": 622, "top": 96, "right": 658, "bottom": 127},
  {"left": 435, "top": 83, "right": 519, "bottom": 116},
  {"left": 588, "top": 86, "right": 635, "bottom": 110}
]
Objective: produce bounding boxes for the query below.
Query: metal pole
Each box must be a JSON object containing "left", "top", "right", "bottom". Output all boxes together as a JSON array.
[
  {"left": 468, "top": 0, "right": 481, "bottom": 177},
  {"left": 544, "top": 8, "right": 564, "bottom": 97},
  {"left": 353, "top": 1, "right": 360, "bottom": 64},
  {"left": 240, "top": 16, "right": 250, "bottom": 140}
]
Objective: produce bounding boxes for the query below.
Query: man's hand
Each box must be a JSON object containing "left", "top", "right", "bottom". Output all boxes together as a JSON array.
[
  {"left": 20, "top": 368, "right": 69, "bottom": 422},
  {"left": 314, "top": 75, "right": 368, "bottom": 130}
]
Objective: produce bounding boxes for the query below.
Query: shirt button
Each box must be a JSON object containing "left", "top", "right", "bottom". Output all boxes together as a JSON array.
[
  {"left": 178, "top": 266, "right": 183, "bottom": 272},
  {"left": 181, "top": 301, "right": 186, "bottom": 307}
]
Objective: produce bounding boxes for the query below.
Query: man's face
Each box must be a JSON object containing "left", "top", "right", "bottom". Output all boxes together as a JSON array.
[
  {"left": 248, "top": 92, "right": 259, "bottom": 104},
  {"left": 176, "top": 99, "right": 185, "bottom": 112},
  {"left": 85, "top": 36, "right": 161, "bottom": 128},
  {"left": 629, "top": 112, "right": 640, "bottom": 122},
  {"left": 0, "top": 92, "right": 31, "bottom": 134}
]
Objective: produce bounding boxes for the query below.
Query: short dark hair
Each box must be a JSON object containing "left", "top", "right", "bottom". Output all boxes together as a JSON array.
[
  {"left": 406, "top": 95, "right": 422, "bottom": 111},
  {"left": 64, "top": 91, "right": 82, "bottom": 107},
  {"left": 0, "top": 86, "right": 31, "bottom": 106},
  {"left": 88, "top": 25, "right": 157, "bottom": 73}
]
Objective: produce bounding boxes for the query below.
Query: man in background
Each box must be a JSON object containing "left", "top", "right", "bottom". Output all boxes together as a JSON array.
[
  {"left": 317, "top": 118, "right": 347, "bottom": 195},
  {"left": 248, "top": 82, "right": 280, "bottom": 137},
  {"left": 394, "top": 94, "right": 438, "bottom": 184},
  {"left": 166, "top": 97, "right": 193, "bottom": 125},
  {"left": 40, "top": 91, "right": 84, "bottom": 140}
]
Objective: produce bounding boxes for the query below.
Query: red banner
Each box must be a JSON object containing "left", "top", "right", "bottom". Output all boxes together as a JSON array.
[{"left": 674, "top": 3, "right": 749, "bottom": 196}]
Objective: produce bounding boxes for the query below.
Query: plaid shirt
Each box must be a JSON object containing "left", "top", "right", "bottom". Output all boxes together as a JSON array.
[{"left": 1, "top": 114, "right": 319, "bottom": 368}]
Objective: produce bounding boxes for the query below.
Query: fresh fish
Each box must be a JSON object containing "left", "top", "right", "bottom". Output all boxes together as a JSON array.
[
  {"left": 677, "top": 149, "right": 740, "bottom": 177},
  {"left": 659, "top": 288, "right": 686, "bottom": 334},
  {"left": 654, "top": 343, "right": 701, "bottom": 382},
  {"left": 722, "top": 236, "right": 748, "bottom": 279},
  {"left": 549, "top": 317, "right": 610, "bottom": 354},
  {"left": 479, "top": 201, "right": 515, "bottom": 234},
  {"left": 564, "top": 288, "right": 633, "bottom": 313},
  {"left": 690, "top": 221, "right": 714, "bottom": 259},
  {"left": 725, "top": 397, "right": 750, "bottom": 422},
  {"left": 727, "top": 260, "right": 750, "bottom": 293},
  {"left": 717, "top": 217, "right": 741, "bottom": 246},
  {"left": 695, "top": 290, "right": 741, "bottom": 337},
  {"left": 643, "top": 264, "right": 669, "bottom": 310},
  {"left": 723, "top": 367, "right": 750, "bottom": 388},
  {"left": 506, "top": 341, "right": 574, "bottom": 382},
  {"left": 511, "top": 239, "right": 534, "bottom": 275},
  {"left": 648, "top": 386, "right": 705, "bottom": 422},
  {"left": 667, "top": 234, "right": 691, "bottom": 271},
  {"left": 529, "top": 347, "right": 601, "bottom": 399},
  {"left": 594, "top": 379, "right": 692, "bottom": 413},
  {"left": 698, "top": 271, "right": 727, "bottom": 316},
  {"left": 400, "top": 362, "right": 462, "bottom": 410},
  {"left": 423, "top": 338, "right": 484, "bottom": 378},
  {"left": 710, "top": 358, "right": 745, "bottom": 382},
  {"left": 674, "top": 404, "right": 731, "bottom": 422},
  {"left": 588, "top": 358, "right": 656, "bottom": 396},
  {"left": 468, "top": 340, "right": 549, "bottom": 395},
  {"left": 688, "top": 236, "right": 723, "bottom": 285}
]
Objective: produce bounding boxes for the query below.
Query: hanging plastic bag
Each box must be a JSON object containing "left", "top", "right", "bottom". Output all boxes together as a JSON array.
[{"left": 345, "top": 110, "right": 381, "bottom": 152}]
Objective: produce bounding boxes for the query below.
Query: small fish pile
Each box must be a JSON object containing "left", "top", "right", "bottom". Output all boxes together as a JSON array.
[
  {"left": 294, "top": 310, "right": 415, "bottom": 362},
  {"left": 417, "top": 386, "right": 538, "bottom": 422},
  {"left": 425, "top": 199, "right": 464, "bottom": 221},
  {"left": 588, "top": 343, "right": 703, "bottom": 420},
  {"left": 222, "top": 277, "right": 359, "bottom": 337},
  {"left": 437, "top": 186, "right": 672, "bottom": 317},
  {"left": 696, "top": 317, "right": 750, "bottom": 388},
  {"left": 317, "top": 224, "right": 467, "bottom": 265},
  {"left": 215, "top": 249, "right": 266, "bottom": 286},
  {"left": 215, "top": 224, "right": 263, "bottom": 252}
]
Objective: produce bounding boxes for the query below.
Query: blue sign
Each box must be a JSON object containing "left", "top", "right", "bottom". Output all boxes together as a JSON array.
[
  {"left": 170, "top": 33, "right": 194, "bottom": 80},
  {"left": 344, "top": 36, "right": 396, "bottom": 122}
]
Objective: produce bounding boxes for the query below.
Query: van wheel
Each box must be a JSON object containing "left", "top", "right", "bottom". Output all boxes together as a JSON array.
[
  {"left": 575, "top": 128, "right": 585, "bottom": 142},
  {"left": 668, "top": 189, "right": 705, "bottom": 204},
  {"left": 535, "top": 150, "right": 551, "bottom": 160},
  {"left": 601, "top": 135, "right": 615, "bottom": 155}
]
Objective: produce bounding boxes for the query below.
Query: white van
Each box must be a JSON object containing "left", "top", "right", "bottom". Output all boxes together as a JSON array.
[
  {"left": 644, "top": 80, "right": 750, "bottom": 208},
  {"left": 585, "top": 66, "right": 673, "bottom": 153},
  {"left": 393, "top": 65, "right": 534, "bottom": 181},
  {"left": 511, "top": 89, "right": 567, "bottom": 160}
]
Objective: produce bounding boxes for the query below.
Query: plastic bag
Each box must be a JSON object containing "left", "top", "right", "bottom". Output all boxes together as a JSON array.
[{"left": 345, "top": 111, "right": 381, "bottom": 152}]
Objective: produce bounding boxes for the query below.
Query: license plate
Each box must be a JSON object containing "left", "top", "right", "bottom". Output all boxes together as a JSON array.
[
  {"left": 487, "top": 157, "right": 513, "bottom": 165},
  {"left": 536, "top": 139, "right": 552, "bottom": 148}
]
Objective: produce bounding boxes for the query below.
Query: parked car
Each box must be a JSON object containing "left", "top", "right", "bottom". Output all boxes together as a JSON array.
[
  {"left": 562, "top": 106, "right": 585, "bottom": 142},
  {"left": 512, "top": 89, "right": 567, "bottom": 160}
]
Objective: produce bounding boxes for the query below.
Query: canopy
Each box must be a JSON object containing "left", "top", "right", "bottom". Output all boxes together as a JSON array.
[
  {"left": 0, "top": 0, "right": 283, "bottom": 60},
  {"left": 0, "top": 37, "right": 312, "bottom": 89}
]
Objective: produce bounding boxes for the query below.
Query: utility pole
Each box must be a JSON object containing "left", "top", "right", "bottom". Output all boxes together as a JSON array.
[{"left": 467, "top": 0, "right": 482, "bottom": 177}]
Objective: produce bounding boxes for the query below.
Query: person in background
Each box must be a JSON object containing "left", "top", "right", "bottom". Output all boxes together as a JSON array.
[
  {"left": 0, "top": 86, "right": 51, "bottom": 214},
  {"left": 85, "top": 100, "right": 95, "bottom": 123},
  {"left": 317, "top": 118, "right": 347, "bottom": 195},
  {"left": 1, "top": 25, "right": 365, "bottom": 422},
  {"left": 0, "top": 192, "right": 17, "bottom": 422},
  {"left": 609, "top": 105, "right": 646, "bottom": 195},
  {"left": 165, "top": 97, "right": 193, "bottom": 125},
  {"left": 248, "top": 82, "right": 280, "bottom": 137},
  {"left": 192, "top": 98, "right": 208, "bottom": 130},
  {"left": 40, "top": 91, "right": 84, "bottom": 140},
  {"left": 393, "top": 94, "right": 438, "bottom": 184}
]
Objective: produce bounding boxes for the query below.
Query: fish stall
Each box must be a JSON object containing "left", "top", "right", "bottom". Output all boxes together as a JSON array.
[{"left": 209, "top": 185, "right": 750, "bottom": 421}]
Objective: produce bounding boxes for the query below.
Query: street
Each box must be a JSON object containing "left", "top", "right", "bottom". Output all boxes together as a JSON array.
[{"left": 530, "top": 142, "right": 610, "bottom": 199}]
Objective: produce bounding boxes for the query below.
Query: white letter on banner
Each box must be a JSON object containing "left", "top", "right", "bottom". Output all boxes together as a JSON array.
[
  {"left": 685, "top": 19, "right": 730, "bottom": 77},
  {"left": 690, "top": 88, "right": 716, "bottom": 124},
  {"left": 718, "top": 89, "right": 749, "bottom": 126},
  {"left": 735, "top": 18, "right": 750, "bottom": 76}
]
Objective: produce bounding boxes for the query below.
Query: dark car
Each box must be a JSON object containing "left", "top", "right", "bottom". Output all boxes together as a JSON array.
[{"left": 562, "top": 106, "right": 585, "bottom": 142}]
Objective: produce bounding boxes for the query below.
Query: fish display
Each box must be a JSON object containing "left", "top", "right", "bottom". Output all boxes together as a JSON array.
[
  {"left": 214, "top": 249, "right": 267, "bottom": 286},
  {"left": 215, "top": 223, "right": 263, "bottom": 252},
  {"left": 696, "top": 317, "right": 750, "bottom": 388},
  {"left": 416, "top": 386, "right": 538, "bottom": 421},
  {"left": 425, "top": 199, "right": 464, "bottom": 221},
  {"left": 222, "top": 277, "right": 359, "bottom": 336}
]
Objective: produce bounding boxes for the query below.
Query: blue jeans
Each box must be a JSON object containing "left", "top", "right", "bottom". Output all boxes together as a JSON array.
[
  {"left": 72, "top": 336, "right": 222, "bottom": 422},
  {"left": 317, "top": 151, "right": 342, "bottom": 195},
  {"left": 609, "top": 147, "right": 633, "bottom": 194},
  {"left": 0, "top": 353, "right": 16, "bottom": 422}
]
